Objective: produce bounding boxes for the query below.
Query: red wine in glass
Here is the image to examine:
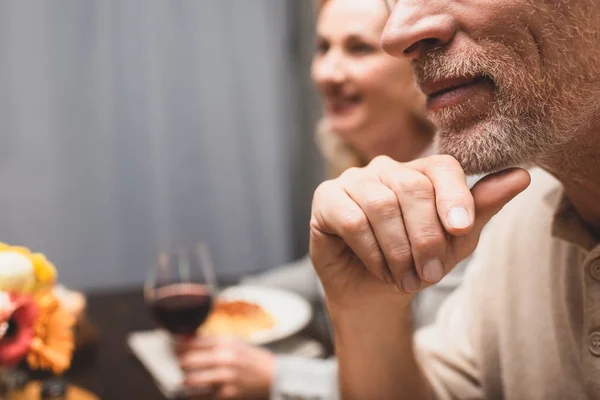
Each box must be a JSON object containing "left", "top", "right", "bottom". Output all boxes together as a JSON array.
[
  {"left": 146, "top": 243, "right": 217, "bottom": 336},
  {"left": 150, "top": 284, "right": 213, "bottom": 335}
]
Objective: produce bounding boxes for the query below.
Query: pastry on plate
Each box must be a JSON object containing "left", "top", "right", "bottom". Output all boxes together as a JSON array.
[{"left": 199, "top": 299, "right": 275, "bottom": 340}]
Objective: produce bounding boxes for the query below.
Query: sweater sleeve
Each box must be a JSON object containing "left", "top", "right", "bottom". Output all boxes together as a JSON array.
[{"left": 271, "top": 356, "right": 339, "bottom": 400}]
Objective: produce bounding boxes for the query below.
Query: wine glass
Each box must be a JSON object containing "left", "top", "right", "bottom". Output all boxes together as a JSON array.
[{"left": 145, "top": 242, "right": 217, "bottom": 336}]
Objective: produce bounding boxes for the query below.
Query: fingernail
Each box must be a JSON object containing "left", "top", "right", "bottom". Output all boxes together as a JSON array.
[
  {"left": 400, "top": 269, "right": 421, "bottom": 292},
  {"left": 448, "top": 207, "right": 471, "bottom": 229},
  {"left": 423, "top": 259, "right": 445, "bottom": 284}
]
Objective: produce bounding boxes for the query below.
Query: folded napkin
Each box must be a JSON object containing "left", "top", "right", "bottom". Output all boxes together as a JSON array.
[{"left": 127, "top": 330, "right": 325, "bottom": 399}]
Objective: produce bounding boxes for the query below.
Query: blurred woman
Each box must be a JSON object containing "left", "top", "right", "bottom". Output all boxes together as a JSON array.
[{"left": 175, "top": 0, "right": 466, "bottom": 398}]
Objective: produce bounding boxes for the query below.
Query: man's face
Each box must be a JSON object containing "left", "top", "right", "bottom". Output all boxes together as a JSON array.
[{"left": 382, "top": 0, "right": 600, "bottom": 174}]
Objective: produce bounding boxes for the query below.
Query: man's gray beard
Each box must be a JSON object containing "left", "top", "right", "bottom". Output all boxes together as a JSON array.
[
  {"left": 434, "top": 96, "right": 565, "bottom": 175},
  {"left": 416, "top": 44, "right": 600, "bottom": 175},
  {"left": 432, "top": 75, "right": 600, "bottom": 175}
]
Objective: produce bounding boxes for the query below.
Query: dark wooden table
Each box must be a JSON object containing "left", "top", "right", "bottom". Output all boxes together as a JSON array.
[{"left": 66, "top": 288, "right": 332, "bottom": 400}]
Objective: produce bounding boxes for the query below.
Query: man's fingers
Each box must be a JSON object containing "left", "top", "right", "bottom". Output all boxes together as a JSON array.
[
  {"left": 310, "top": 158, "right": 527, "bottom": 296},
  {"left": 341, "top": 176, "right": 411, "bottom": 288},
  {"left": 312, "top": 179, "right": 392, "bottom": 284},
  {"left": 380, "top": 168, "right": 449, "bottom": 286},
  {"left": 409, "top": 155, "right": 475, "bottom": 236}
]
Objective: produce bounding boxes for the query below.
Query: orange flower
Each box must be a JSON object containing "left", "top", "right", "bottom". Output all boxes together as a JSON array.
[{"left": 27, "top": 294, "right": 75, "bottom": 375}]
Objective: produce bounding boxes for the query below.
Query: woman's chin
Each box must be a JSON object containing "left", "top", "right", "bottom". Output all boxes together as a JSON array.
[{"left": 327, "top": 116, "right": 364, "bottom": 140}]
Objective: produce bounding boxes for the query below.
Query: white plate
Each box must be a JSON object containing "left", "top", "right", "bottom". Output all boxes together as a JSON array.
[{"left": 215, "top": 285, "right": 312, "bottom": 345}]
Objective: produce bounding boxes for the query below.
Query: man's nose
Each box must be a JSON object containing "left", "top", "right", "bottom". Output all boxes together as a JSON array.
[{"left": 382, "top": 1, "right": 457, "bottom": 60}]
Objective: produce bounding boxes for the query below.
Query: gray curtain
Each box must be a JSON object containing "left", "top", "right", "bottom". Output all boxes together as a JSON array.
[
  {"left": 288, "top": 0, "right": 325, "bottom": 256},
  {"left": 0, "top": 0, "right": 322, "bottom": 289}
]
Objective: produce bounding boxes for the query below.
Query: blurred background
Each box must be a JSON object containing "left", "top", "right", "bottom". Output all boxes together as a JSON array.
[{"left": 0, "top": 0, "right": 322, "bottom": 290}]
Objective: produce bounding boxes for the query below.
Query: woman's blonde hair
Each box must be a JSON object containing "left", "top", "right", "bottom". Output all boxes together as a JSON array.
[{"left": 315, "top": 119, "right": 366, "bottom": 179}]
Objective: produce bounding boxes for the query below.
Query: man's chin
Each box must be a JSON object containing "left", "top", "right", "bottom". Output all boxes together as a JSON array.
[
  {"left": 435, "top": 121, "right": 524, "bottom": 176},
  {"left": 447, "top": 153, "right": 519, "bottom": 176}
]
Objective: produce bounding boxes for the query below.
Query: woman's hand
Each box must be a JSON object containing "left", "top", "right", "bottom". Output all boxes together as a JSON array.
[{"left": 176, "top": 336, "right": 275, "bottom": 400}]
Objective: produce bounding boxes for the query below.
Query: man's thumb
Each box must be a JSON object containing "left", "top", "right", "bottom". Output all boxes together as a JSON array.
[
  {"left": 450, "top": 168, "right": 530, "bottom": 264},
  {"left": 471, "top": 167, "right": 531, "bottom": 232}
]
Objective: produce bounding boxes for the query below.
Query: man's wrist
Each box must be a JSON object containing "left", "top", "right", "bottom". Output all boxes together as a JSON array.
[
  {"left": 325, "top": 290, "right": 413, "bottom": 320},
  {"left": 328, "top": 295, "right": 413, "bottom": 342}
]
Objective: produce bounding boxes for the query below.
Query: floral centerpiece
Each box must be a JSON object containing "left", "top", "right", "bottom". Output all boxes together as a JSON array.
[{"left": 0, "top": 243, "right": 75, "bottom": 376}]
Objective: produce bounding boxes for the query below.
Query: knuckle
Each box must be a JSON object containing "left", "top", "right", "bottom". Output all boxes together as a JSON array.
[
  {"left": 339, "top": 166, "right": 363, "bottom": 180},
  {"left": 385, "top": 244, "right": 413, "bottom": 267},
  {"left": 309, "top": 215, "right": 320, "bottom": 232},
  {"left": 363, "top": 193, "right": 398, "bottom": 218},
  {"left": 364, "top": 241, "right": 385, "bottom": 264},
  {"left": 369, "top": 154, "right": 393, "bottom": 169},
  {"left": 312, "top": 182, "right": 341, "bottom": 215},
  {"left": 314, "top": 180, "right": 335, "bottom": 199},
  {"left": 397, "top": 174, "right": 434, "bottom": 200},
  {"left": 411, "top": 227, "right": 446, "bottom": 251},
  {"left": 340, "top": 211, "right": 369, "bottom": 235}
]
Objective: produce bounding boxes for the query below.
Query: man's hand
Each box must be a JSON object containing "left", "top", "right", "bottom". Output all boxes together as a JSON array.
[{"left": 310, "top": 154, "right": 531, "bottom": 309}]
